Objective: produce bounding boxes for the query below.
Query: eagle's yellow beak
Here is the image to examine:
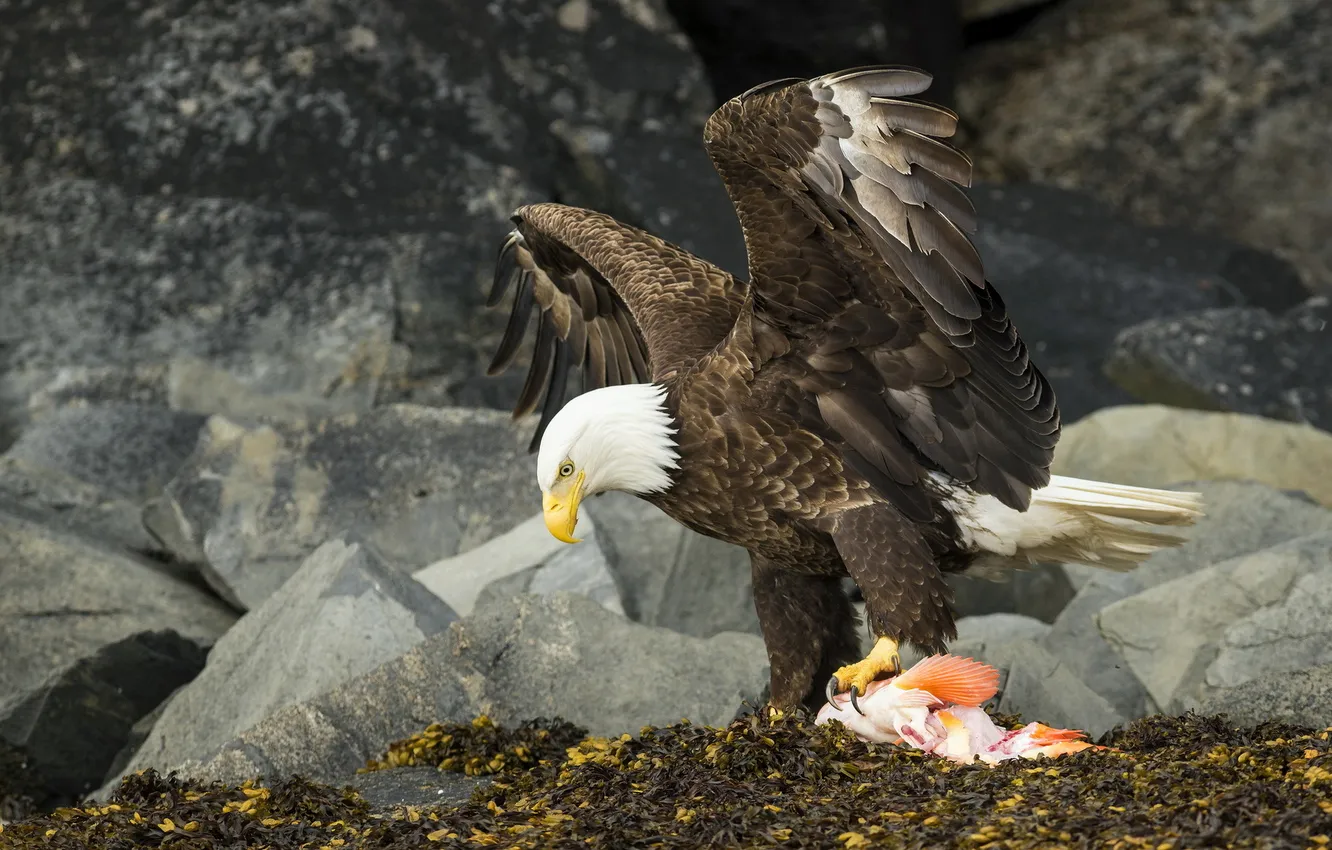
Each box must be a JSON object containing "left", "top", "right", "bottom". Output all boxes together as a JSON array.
[{"left": 542, "top": 471, "right": 585, "bottom": 544}]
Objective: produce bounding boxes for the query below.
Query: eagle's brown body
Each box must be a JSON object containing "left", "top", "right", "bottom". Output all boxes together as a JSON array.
[{"left": 486, "top": 67, "right": 1064, "bottom": 710}]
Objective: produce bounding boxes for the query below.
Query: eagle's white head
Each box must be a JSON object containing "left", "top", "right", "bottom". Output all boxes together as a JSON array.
[{"left": 535, "top": 383, "right": 680, "bottom": 543}]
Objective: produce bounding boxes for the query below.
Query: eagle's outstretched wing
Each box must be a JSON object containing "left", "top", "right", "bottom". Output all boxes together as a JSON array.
[
  {"left": 486, "top": 203, "right": 746, "bottom": 449},
  {"left": 703, "top": 66, "right": 1059, "bottom": 518}
]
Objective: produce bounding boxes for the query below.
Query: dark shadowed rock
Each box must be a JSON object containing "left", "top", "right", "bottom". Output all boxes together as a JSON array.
[
  {"left": 119, "top": 592, "right": 767, "bottom": 789},
  {"left": 947, "top": 563, "right": 1075, "bottom": 625},
  {"left": 969, "top": 183, "right": 1309, "bottom": 422},
  {"left": 100, "top": 538, "right": 457, "bottom": 798},
  {"left": 0, "top": 497, "right": 235, "bottom": 803},
  {"left": 0, "top": 500, "right": 236, "bottom": 705},
  {"left": 0, "top": 739, "right": 42, "bottom": 824},
  {"left": 0, "top": 631, "right": 207, "bottom": 805},
  {"left": 1106, "top": 298, "right": 1332, "bottom": 431},
  {"left": 667, "top": 0, "right": 962, "bottom": 104},
  {"left": 1199, "top": 663, "right": 1332, "bottom": 732},
  {"left": 959, "top": 0, "right": 1332, "bottom": 291},
  {"left": 146, "top": 405, "right": 539, "bottom": 610},
  {"left": 961, "top": 0, "right": 1051, "bottom": 21}
]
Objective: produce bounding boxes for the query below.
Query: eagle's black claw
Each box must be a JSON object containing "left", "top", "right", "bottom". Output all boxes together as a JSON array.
[
  {"left": 849, "top": 686, "right": 864, "bottom": 716},
  {"left": 825, "top": 676, "right": 838, "bottom": 706}
]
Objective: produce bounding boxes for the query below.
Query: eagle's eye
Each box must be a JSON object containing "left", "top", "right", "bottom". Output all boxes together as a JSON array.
[{"left": 558, "top": 461, "right": 575, "bottom": 478}]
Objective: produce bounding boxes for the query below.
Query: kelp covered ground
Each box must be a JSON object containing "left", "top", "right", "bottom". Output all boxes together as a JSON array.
[{"left": 3, "top": 711, "right": 1330, "bottom": 849}]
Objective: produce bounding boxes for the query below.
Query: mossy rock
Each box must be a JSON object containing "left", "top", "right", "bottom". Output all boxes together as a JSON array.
[{"left": 4, "top": 711, "right": 1331, "bottom": 848}]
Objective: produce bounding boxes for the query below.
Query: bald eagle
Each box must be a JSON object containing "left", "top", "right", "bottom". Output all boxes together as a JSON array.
[{"left": 485, "top": 66, "right": 1203, "bottom": 713}]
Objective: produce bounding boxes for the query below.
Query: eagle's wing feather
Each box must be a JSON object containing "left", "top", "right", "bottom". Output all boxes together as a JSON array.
[
  {"left": 488, "top": 203, "right": 746, "bottom": 449},
  {"left": 703, "top": 65, "right": 1059, "bottom": 516}
]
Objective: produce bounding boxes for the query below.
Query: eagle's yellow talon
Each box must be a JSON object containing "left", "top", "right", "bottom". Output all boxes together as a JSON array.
[{"left": 830, "top": 636, "right": 903, "bottom": 699}]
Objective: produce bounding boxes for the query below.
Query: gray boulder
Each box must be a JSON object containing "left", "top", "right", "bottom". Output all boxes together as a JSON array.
[
  {"left": 988, "top": 640, "right": 1125, "bottom": 739},
  {"left": 0, "top": 404, "right": 206, "bottom": 559},
  {"left": 0, "top": 501, "right": 236, "bottom": 802},
  {"left": 1, "top": 632, "right": 206, "bottom": 804},
  {"left": 959, "top": 0, "right": 1332, "bottom": 291},
  {"left": 1106, "top": 299, "right": 1332, "bottom": 431},
  {"left": 1043, "top": 480, "right": 1332, "bottom": 719},
  {"left": 146, "top": 405, "right": 540, "bottom": 610},
  {"left": 99, "top": 537, "right": 456, "bottom": 797},
  {"left": 1098, "top": 531, "right": 1332, "bottom": 714},
  {"left": 1199, "top": 663, "right": 1332, "bottom": 732},
  {"left": 108, "top": 592, "right": 768, "bottom": 790}
]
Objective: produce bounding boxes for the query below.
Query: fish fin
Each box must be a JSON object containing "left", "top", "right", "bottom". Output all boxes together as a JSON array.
[
  {"left": 889, "top": 688, "right": 943, "bottom": 708},
  {"left": 1025, "top": 723, "right": 1089, "bottom": 745},
  {"left": 891, "top": 654, "right": 1000, "bottom": 706}
]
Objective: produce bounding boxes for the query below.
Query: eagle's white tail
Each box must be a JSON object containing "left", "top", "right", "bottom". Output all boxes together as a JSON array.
[{"left": 942, "top": 474, "right": 1204, "bottom": 571}]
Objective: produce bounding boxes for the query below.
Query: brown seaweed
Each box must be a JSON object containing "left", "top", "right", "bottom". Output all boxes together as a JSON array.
[{"left": 3, "top": 710, "right": 1329, "bottom": 849}]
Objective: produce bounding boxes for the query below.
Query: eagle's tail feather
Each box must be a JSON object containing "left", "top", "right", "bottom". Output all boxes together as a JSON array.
[{"left": 947, "top": 474, "right": 1204, "bottom": 573}]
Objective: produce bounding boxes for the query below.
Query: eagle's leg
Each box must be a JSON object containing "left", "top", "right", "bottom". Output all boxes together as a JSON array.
[
  {"left": 750, "top": 553, "right": 862, "bottom": 713},
  {"left": 822, "top": 504, "right": 956, "bottom": 713}
]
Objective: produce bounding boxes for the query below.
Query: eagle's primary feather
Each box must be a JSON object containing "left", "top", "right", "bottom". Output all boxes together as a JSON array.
[{"left": 486, "top": 65, "right": 1203, "bottom": 711}]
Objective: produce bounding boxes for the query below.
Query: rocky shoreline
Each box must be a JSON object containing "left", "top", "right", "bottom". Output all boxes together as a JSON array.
[{"left": 4, "top": 0, "right": 1332, "bottom": 845}]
